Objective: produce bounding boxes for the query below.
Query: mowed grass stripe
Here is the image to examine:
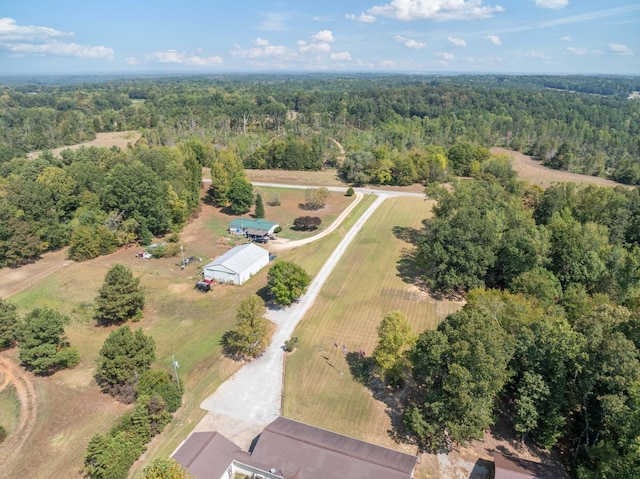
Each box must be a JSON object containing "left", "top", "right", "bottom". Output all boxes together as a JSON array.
[{"left": 283, "top": 196, "right": 462, "bottom": 453}]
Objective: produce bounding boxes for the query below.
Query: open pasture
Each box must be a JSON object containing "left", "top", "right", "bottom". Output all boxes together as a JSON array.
[{"left": 282, "top": 196, "right": 462, "bottom": 455}]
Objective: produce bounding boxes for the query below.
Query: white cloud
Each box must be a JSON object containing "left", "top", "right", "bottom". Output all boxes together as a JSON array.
[
  {"left": 145, "top": 50, "right": 223, "bottom": 66},
  {"left": 608, "top": 43, "right": 634, "bottom": 55},
  {"left": 298, "top": 40, "right": 331, "bottom": 54},
  {"left": 0, "top": 17, "right": 113, "bottom": 60},
  {"left": 438, "top": 52, "right": 454, "bottom": 60},
  {"left": 345, "top": 12, "right": 377, "bottom": 23},
  {"left": 559, "top": 35, "right": 572, "bottom": 42},
  {"left": 253, "top": 37, "right": 269, "bottom": 46},
  {"left": 331, "top": 51, "right": 352, "bottom": 60},
  {"left": 535, "top": 0, "right": 569, "bottom": 10},
  {"left": 1, "top": 41, "right": 113, "bottom": 58},
  {"left": 126, "top": 57, "right": 137, "bottom": 65},
  {"left": 566, "top": 47, "right": 589, "bottom": 55},
  {"left": 312, "top": 30, "right": 335, "bottom": 43},
  {"left": 368, "top": 0, "right": 505, "bottom": 21},
  {"left": 231, "top": 43, "right": 293, "bottom": 59},
  {"left": 485, "top": 35, "right": 501, "bottom": 45},
  {"left": 0, "top": 17, "right": 72, "bottom": 41},
  {"left": 379, "top": 59, "right": 397, "bottom": 67},
  {"left": 393, "top": 34, "right": 426, "bottom": 49},
  {"left": 516, "top": 51, "right": 553, "bottom": 61},
  {"left": 447, "top": 36, "right": 467, "bottom": 47}
]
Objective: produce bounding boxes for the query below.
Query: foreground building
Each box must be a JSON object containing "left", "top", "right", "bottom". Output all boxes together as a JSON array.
[{"left": 173, "top": 416, "right": 417, "bottom": 479}]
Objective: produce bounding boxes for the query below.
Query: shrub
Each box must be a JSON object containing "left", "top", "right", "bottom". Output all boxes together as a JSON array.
[
  {"left": 274, "top": 226, "right": 282, "bottom": 234},
  {"left": 304, "top": 187, "right": 331, "bottom": 210},
  {"left": 0, "top": 425, "right": 6, "bottom": 443},
  {"left": 293, "top": 216, "right": 322, "bottom": 231},
  {"left": 346, "top": 186, "right": 355, "bottom": 197},
  {"left": 268, "top": 193, "right": 281, "bottom": 206},
  {"left": 284, "top": 337, "right": 298, "bottom": 352}
]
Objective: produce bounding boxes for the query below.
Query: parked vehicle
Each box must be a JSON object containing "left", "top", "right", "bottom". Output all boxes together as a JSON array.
[{"left": 195, "top": 280, "right": 211, "bottom": 292}]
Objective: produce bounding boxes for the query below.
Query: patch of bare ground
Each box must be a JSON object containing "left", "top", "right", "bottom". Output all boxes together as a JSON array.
[
  {"left": 492, "top": 147, "right": 631, "bottom": 189},
  {"left": 27, "top": 131, "right": 141, "bottom": 159},
  {"left": 0, "top": 249, "right": 73, "bottom": 299}
]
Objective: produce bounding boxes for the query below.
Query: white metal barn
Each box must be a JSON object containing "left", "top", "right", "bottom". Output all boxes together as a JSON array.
[{"left": 203, "top": 243, "right": 269, "bottom": 285}]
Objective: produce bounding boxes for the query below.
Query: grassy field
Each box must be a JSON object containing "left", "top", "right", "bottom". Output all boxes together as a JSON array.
[
  {"left": 0, "top": 385, "right": 20, "bottom": 435},
  {"left": 282, "top": 196, "right": 462, "bottom": 458},
  {"left": 3, "top": 186, "right": 371, "bottom": 479}
]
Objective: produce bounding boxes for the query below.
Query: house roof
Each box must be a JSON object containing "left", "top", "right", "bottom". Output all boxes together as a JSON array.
[
  {"left": 172, "top": 431, "right": 241, "bottom": 479},
  {"left": 229, "top": 218, "right": 279, "bottom": 230},
  {"left": 204, "top": 243, "right": 268, "bottom": 275},
  {"left": 249, "top": 417, "right": 417, "bottom": 479},
  {"left": 494, "top": 452, "right": 563, "bottom": 479}
]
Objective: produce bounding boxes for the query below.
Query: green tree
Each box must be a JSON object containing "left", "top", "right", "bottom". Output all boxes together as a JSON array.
[
  {"left": 95, "top": 264, "right": 145, "bottom": 325},
  {"left": 96, "top": 326, "right": 156, "bottom": 401},
  {"left": 227, "top": 177, "right": 254, "bottom": 214},
  {"left": 304, "top": 187, "right": 331, "bottom": 210},
  {"left": 221, "top": 295, "right": 271, "bottom": 359},
  {"left": 84, "top": 431, "right": 144, "bottom": 479},
  {"left": 0, "top": 299, "right": 19, "bottom": 349},
  {"left": 267, "top": 261, "right": 311, "bottom": 305},
  {"left": 373, "top": 311, "right": 416, "bottom": 385},
  {"left": 136, "top": 369, "right": 182, "bottom": 413},
  {"left": 254, "top": 193, "right": 265, "bottom": 219},
  {"left": 18, "top": 308, "right": 79, "bottom": 374},
  {"left": 142, "top": 458, "right": 192, "bottom": 479},
  {"left": 345, "top": 186, "right": 355, "bottom": 197}
]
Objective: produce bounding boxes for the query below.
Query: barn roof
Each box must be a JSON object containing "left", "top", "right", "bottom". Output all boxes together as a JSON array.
[
  {"left": 494, "top": 452, "right": 563, "bottom": 479},
  {"left": 204, "top": 243, "right": 268, "bottom": 275},
  {"left": 249, "top": 417, "right": 417, "bottom": 479}
]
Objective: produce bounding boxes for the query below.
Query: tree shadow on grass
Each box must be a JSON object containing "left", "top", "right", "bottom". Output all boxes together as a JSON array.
[{"left": 344, "top": 351, "right": 417, "bottom": 447}]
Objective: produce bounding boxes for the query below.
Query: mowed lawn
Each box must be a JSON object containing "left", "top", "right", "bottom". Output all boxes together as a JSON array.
[{"left": 282, "top": 196, "right": 463, "bottom": 455}]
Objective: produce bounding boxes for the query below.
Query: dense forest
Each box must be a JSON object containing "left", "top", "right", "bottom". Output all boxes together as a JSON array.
[
  {"left": 398, "top": 170, "right": 640, "bottom": 478},
  {"left": 1, "top": 74, "right": 640, "bottom": 476}
]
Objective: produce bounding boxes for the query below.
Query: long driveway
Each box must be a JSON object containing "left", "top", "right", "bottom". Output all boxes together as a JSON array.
[{"left": 193, "top": 185, "right": 422, "bottom": 448}]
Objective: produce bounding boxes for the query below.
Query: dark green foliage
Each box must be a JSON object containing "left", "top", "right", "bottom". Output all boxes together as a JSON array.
[
  {"left": 96, "top": 326, "right": 155, "bottom": 401},
  {"left": 227, "top": 177, "right": 254, "bottom": 215},
  {"left": 406, "top": 307, "right": 514, "bottom": 450},
  {"left": 0, "top": 299, "right": 19, "bottom": 349},
  {"left": 222, "top": 294, "right": 271, "bottom": 360},
  {"left": 345, "top": 186, "right": 355, "bottom": 197},
  {"left": 0, "top": 425, "right": 6, "bottom": 443},
  {"left": 267, "top": 261, "right": 311, "bottom": 305},
  {"left": 293, "top": 216, "right": 321, "bottom": 231},
  {"left": 283, "top": 337, "right": 298, "bottom": 352},
  {"left": 95, "top": 264, "right": 145, "bottom": 324},
  {"left": 447, "top": 143, "right": 490, "bottom": 176},
  {"left": 68, "top": 225, "right": 117, "bottom": 261},
  {"left": 84, "top": 431, "right": 143, "bottom": 479},
  {"left": 254, "top": 193, "right": 265, "bottom": 218},
  {"left": 136, "top": 369, "right": 182, "bottom": 413},
  {"left": 18, "top": 308, "right": 79, "bottom": 374},
  {"left": 246, "top": 136, "right": 323, "bottom": 170}
]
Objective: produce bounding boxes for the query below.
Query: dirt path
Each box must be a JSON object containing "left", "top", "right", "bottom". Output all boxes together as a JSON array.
[
  {"left": 0, "top": 249, "right": 73, "bottom": 299},
  {"left": 267, "top": 192, "right": 363, "bottom": 253},
  {"left": 330, "top": 137, "right": 346, "bottom": 164},
  {"left": 0, "top": 353, "right": 38, "bottom": 474}
]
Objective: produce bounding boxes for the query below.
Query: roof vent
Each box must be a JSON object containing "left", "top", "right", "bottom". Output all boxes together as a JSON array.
[{"left": 270, "top": 468, "right": 277, "bottom": 474}]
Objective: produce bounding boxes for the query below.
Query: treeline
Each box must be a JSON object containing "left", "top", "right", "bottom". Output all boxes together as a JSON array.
[
  {"left": 1, "top": 74, "right": 638, "bottom": 182},
  {"left": 395, "top": 169, "right": 640, "bottom": 477},
  {"left": 0, "top": 140, "right": 205, "bottom": 267}
]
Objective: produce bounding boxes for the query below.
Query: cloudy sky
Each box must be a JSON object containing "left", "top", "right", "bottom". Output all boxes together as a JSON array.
[{"left": 1, "top": 0, "right": 638, "bottom": 75}]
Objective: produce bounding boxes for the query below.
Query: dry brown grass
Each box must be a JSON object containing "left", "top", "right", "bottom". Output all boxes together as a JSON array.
[{"left": 27, "top": 131, "right": 141, "bottom": 159}]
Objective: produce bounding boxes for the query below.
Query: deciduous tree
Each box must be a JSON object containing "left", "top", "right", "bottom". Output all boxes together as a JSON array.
[
  {"left": 0, "top": 299, "right": 19, "bottom": 349},
  {"left": 267, "top": 261, "right": 311, "bottom": 305},
  {"left": 227, "top": 177, "right": 254, "bottom": 214},
  {"left": 221, "top": 295, "right": 271, "bottom": 359},
  {"left": 373, "top": 311, "right": 416, "bottom": 385}
]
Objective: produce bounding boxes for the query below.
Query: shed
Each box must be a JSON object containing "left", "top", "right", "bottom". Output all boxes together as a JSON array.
[
  {"left": 203, "top": 243, "right": 269, "bottom": 285},
  {"left": 494, "top": 452, "right": 564, "bottom": 479}
]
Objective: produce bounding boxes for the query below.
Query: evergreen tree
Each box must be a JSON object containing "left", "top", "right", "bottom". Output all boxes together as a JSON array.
[
  {"left": 18, "top": 308, "right": 79, "bottom": 374},
  {"left": 96, "top": 326, "right": 155, "bottom": 401},
  {"left": 0, "top": 299, "right": 19, "bottom": 349},
  {"left": 254, "top": 193, "right": 265, "bottom": 219},
  {"left": 95, "top": 264, "right": 145, "bottom": 325}
]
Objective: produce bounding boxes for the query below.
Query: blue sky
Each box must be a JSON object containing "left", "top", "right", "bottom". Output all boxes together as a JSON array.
[{"left": 1, "top": 0, "right": 638, "bottom": 75}]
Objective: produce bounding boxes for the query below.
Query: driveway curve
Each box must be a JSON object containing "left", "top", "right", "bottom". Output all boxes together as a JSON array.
[{"left": 195, "top": 194, "right": 389, "bottom": 447}]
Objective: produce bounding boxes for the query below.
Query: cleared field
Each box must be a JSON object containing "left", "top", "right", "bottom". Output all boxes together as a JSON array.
[
  {"left": 282, "top": 196, "right": 462, "bottom": 456},
  {"left": 27, "top": 131, "right": 141, "bottom": 159}
]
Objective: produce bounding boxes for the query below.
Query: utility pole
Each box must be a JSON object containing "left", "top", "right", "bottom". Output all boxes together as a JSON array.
[
  {"left": 172, "top": 354, "right": 181, "bottom": 393},
  {"left": 180, "top": 244, "right": 185, "bottom": 269}
]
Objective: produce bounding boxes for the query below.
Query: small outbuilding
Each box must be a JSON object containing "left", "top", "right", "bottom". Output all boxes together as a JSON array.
[
  {"left": 203, "top": 243, "right": 269, "bottom": 285},
  {"left": 229, "top": 219, "right": 279, "bottom": 238},
  {"left": 494, "top": 452, "right": 566, "bottom": 479}
]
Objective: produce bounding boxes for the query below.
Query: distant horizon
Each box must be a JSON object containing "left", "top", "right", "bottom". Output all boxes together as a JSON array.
[{"left": 2, "top": 1, "right": 638, "bottom": 75}]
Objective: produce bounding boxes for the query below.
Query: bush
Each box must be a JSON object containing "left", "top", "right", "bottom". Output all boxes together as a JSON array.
[
  {"left": 284, "top": 337, "right": 298, "bottom": 352},
  {"left": 346, "top": 186, "right": 355, "bottom": 197},
  {"left": 268, "top": 193, "right": 281, "bottom": 206},
  {"left": 293, "top": 216, "right": 322, "bottom": 231},
  {"left": 0, "top": 425, "right": 6, "bottom": 443},
  {"left": 304, "top": 187, "right": 331, "bottom": 210},
  {"left": 274, "top": 226, "right": 282, "bottom": 234}
]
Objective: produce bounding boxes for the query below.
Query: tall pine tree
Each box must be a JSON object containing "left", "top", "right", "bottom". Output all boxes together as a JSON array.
[
  {"left": 95, "top": 264, "right": 145, "bottom": 325},
  {"left": 254, "top": 193, "right": 265, "bottom": 219}
]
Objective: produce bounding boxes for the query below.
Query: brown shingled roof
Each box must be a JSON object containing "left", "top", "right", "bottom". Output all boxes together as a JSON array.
[
  {"left": 494, "top": 452, "right": 561, "bottom": 479},
  {"left": 249, "top": 417, "right": 416, "bottom": 479},
  {"left": 172, "top": 431, "right": 241, "bottom": 479}
]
